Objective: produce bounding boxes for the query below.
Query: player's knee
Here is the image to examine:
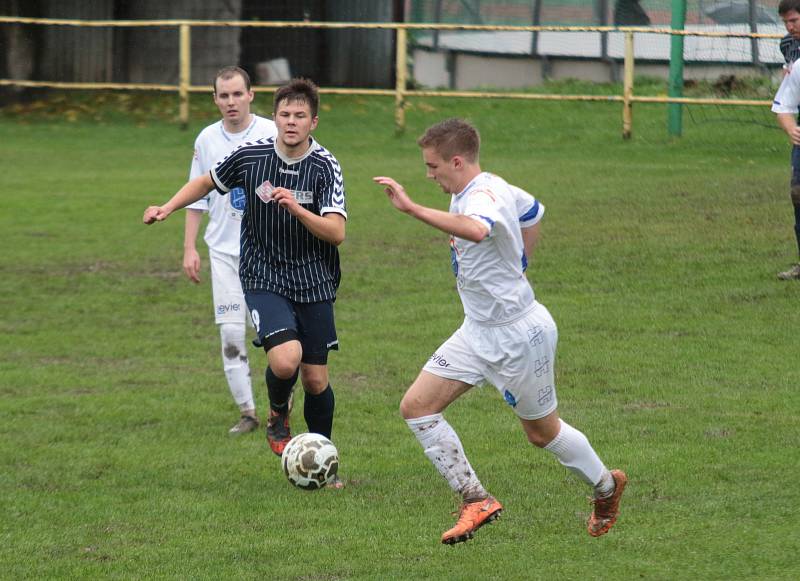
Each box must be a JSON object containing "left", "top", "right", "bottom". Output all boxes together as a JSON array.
[
  {"left": 267, "top": 340, "right": 302, "bottom": 375},
  {"left": 525, "top": 430, "right": 551, "bottom": 448},
  {"left": 521, "top": 412, "right": 561, "bottom": 448},
  {"left": 300, "top": 369, "right": 328, "bottom": 394},
  {"left": 270, "top": 359, "right": 299, "bottom": 380},
  {"left": 399, "top": 395, "right": 421, "bottom": 420},
  {"left": 219, "top": 323, "right": 248, "bottom": 365}
]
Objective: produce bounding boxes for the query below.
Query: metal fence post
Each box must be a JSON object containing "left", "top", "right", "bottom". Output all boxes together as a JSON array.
[{"left": 668, "top": 0, "right": 686, "bottom": 137}]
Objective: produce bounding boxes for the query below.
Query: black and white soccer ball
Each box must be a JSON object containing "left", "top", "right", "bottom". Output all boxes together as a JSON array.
[{"left": 281, "top": 432, "right": 339, "bottom": 490}]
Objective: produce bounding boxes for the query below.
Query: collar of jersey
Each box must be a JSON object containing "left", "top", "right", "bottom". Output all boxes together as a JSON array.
[
  {"left": 275, "top": 137, "right": 317, "bottom": 165},
  {"left": 219, "top": 114, "right": 258, "bottom": 141},
  {"left": 454, "top": 171, "right": 487, "bottom": 199}
]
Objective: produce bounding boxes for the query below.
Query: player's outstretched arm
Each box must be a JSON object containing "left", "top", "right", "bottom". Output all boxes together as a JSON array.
[
  {"left": 373, "top": 176, "right": 488, "bottom": 243},
  {"left": 143, "top": 174, "right": 215, "bottom": 225}
]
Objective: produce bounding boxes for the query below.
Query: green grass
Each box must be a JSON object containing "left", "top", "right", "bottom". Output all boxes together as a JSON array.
[{"left": 1, "top": 92, "right": 798, "bottom": 579}]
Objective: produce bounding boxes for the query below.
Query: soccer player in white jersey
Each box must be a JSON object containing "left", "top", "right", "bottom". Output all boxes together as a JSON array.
[
  {"left": 773, "top": 0, "right": 800, "bottom": 280},
  {"left": 373, "top": 118, "right": 626, "bottom": 544},
  {"left": 143, "top": 79, "right": 346, "bottom": 487},
  {"left": 183, "top": 66, "right": 277, "bottom": 435}
]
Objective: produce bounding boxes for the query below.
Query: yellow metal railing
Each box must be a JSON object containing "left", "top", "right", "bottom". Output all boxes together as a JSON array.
[{"left": 0, "top": 16, "right": 785, "bottom": 137}]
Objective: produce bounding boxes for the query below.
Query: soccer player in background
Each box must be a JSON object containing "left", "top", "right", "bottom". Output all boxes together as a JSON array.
[
  {"left": 183, "top": 66, "right": 276, "bottom": 435},
  {"left": 773, "top": 0, "right": 800, "bottom": 280},
  {"left": 374, "top": 118, "right": 626, "bottom": 545},
  {"left": 144, "top": 79, "right": 346, "bottom": 482}
]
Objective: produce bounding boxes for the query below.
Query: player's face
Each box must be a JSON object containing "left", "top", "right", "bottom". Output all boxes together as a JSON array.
[
  {"left": 274, "top": 98, "right": 318, "bottom": 155},
  {"left": 422, "top": 147, "right": 461, "bottom": 194},
  {"left": 213, "top": 74, "right": 254, "bottom": 129},
  {"left": 783, "top": 10, "right": 800, "bottom": 38}
]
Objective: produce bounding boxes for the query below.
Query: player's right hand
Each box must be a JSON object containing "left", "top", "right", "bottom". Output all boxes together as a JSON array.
[
  {"left": 143, "top": 205, "right": 170, "bottom": 224},
  {"left": 373, "top": 176, "right": 414, "bottom": 213},
  {"left": 183, "top": 248, "right": 201, "bottom": 284}
]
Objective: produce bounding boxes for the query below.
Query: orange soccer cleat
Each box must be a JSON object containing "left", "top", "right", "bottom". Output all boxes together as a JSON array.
[
  {"left": 441, "top": 496, "right": 503, "bottom": 545},
  {"left": 266, "top": 408, "right": 292, "bottom": 457},
  {"left": 587, "top": 469, "right": 627, "bottom": 537}
]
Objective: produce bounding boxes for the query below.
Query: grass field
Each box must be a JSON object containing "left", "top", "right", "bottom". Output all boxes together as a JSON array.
[{"left": 1, "top": 89, "right": 799, "bottom": 579}]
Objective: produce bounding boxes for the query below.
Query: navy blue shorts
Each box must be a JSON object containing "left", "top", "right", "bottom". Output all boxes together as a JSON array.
[{"left": 245, "top": 291, "right": 338, "bottom": 365}]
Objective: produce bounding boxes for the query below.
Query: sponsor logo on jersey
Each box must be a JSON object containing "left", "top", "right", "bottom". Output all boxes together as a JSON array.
[
  {"left": 216, "top": 302, "right": 242, "bottom": 315},
  {"left": 256, "top": 180, "right": 274, "bottom": 203},
  {"left": 292, "top": 190, "right": 314, "bottom": 204},
  {"left": 279, "top": 167, "right": 300, "bottom": 176},
  {"left": 230, "top": 187, "right": 246, "bottom": 211},
  {"left": 429, "top": 353, "right": 451, "bottom": 367}
]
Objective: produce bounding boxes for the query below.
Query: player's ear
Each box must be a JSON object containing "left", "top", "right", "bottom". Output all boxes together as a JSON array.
[{"left": 310, "top": 116, "right": 319, "bottom": 131}]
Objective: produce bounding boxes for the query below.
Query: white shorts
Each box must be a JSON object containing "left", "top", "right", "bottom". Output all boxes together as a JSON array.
[
  {"left": 422, "top": 302, "right": 558, "bottom": 420},
  {"left": 209, "top": 248, "right": 247, "bottom": 325}
]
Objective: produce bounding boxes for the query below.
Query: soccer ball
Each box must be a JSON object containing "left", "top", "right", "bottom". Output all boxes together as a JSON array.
[{"left": 281, "top": 432, "right": 339, "bottom": 490}]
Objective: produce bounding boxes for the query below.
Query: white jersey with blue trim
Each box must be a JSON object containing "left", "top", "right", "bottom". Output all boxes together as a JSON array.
[
  {"left": 772, "top": 63, "right": 800, "bottom": 115},
  {"left": 187, "top": 114, "right": 277, "bottom": 256},
  {"left": 449, "top": 172, "right": 544, "bottom": 325}
]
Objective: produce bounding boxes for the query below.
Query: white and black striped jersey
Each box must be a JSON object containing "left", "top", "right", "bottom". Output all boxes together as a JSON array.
[{"left": 210, "top": 136, "right": 347, "bottom": 303}]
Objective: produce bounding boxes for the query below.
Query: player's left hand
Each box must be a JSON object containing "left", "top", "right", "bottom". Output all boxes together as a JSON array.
[{"left": 272, "top": 187, "right": 302, "bottom": 216}]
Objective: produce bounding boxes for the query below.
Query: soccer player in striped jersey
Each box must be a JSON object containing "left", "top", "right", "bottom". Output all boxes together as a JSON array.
[
  {"left": 183, "top": 66, "right": 277, "bottom": 436},
  {"left": 374, "top": 118, "right": 626, "bottom": 544},
  {"left": 144, "top": 79, "right": 346, "bottom": 476}
]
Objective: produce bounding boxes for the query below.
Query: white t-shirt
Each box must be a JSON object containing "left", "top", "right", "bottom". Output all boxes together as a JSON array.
[
  {"left": 187, "top": 114, "right": 277, "bottom": 255},
  {"left": 449, "top": 172, "right": 545, "bottom": 325},
  {"left": 772, "top": 64, "right": 800, "bottom": 115}
]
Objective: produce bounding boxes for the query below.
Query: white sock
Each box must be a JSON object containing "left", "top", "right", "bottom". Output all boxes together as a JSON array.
[
  {"left": 594, "top": 470, "right": 615, "bottom": 498},
  {"left": 544, "top": 419, "right": 608, "bottom": 488},
  {"left": 406, "top": 414, "right": 488, "bottom": 502},
  {"left": 219, "top": 323, "right": 254, "bottom": 412}
]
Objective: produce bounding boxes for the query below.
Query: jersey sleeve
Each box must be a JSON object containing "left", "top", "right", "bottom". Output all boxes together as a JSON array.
[
  {"left": 318, "top": 151, "right": 347, "bottom": 219},
  {"left": 511, "top": 185, "right": 545, "bottom": 228},
  {"left": 186, "top": 135, "right": 210, "bottom": 211},
  {"left": 772, "top": 66, "right": 800, "bottom": 114},
  {"left": 461, "top": 187, "right": 502, "bottom": 235},
  {"left": 209, "top": 145, "right": 245, "bottom": 195}
]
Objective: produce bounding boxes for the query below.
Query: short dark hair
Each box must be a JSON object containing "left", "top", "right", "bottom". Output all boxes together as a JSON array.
[
  {"left": 213, "top": 66, "right": 251, "bottom": 93},
  {"left": 779, "top": 0, "right": 800, "bottom": 16},
  {"left": 273, "top": 78, "right": 319, "bottom": 118},
  {"left": 417, "top": 118, "right": 480, "bottom": 163}
]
